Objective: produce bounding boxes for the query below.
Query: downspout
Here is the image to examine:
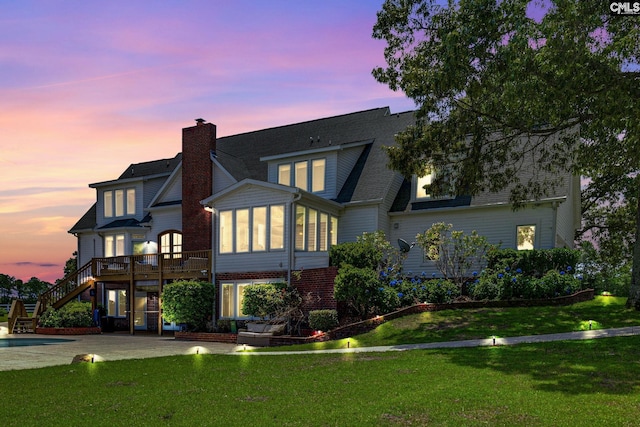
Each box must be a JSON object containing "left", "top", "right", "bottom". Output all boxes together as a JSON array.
[{"left": 289, "top": 191, "right": 302, "bottom": 286}]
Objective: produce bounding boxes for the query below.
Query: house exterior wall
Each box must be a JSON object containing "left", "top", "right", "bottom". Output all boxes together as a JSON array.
[
  {"left": 339, "top": 204, "right": 379, "bottom": 243},
  {"left": 389, "top": 203, "right": 557, "bottom": 275},
  {"left": 335, "top": 145, "right": 366, "bottom": 194},
  {"left": 213, "top": 186, "right": 294, "bottom": 273}
]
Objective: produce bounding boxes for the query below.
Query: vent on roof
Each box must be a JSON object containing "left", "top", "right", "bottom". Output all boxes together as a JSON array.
[{"left": 195, "top": 118, "right": 206, "bottom": 126}]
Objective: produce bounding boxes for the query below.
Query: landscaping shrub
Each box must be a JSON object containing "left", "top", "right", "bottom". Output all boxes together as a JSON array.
[
  {"left": 486, "top": 248, "right": 581, "bottom": 278},
  {"left": 471, "top": 267, "right": 582, "bottom": 301},
  {"left": 39, "top": 301, "right": 92, "bottom": 328},
  {"left": 308, "top": 309, "right": 339, "bottom": 332},
  {"left": 162, "top": 280, "right": 215, "bottom": 331},
  {"left": 241, "top": 283, "right": 288, "bottom": 319},
  {"left": 335, "top": 265, "right": 394, "bottom": 318},
  {"left": 0, "top": 307, "right": 7, "bottom": 318}
]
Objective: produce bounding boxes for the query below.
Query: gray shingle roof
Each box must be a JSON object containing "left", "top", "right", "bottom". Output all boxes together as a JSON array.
[
  {"left": 117, "top": 154, "right": 182, "bottom": 180},
  {"left": 215, "top": 107, "right": 417, "bottom": 203}
]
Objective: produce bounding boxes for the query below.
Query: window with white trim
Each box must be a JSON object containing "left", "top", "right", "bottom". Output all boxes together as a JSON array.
[
  {"left": 220, "top": 280, "right": 283, "bottom": 318},
  {"left": 517, "top": 225, "right": 536, "bottom": 250},
  {"left": 277, "top": 158, "right": 326, "bottom": 193},
  {"left": 103, "top": 188, "right": 136, "bottom": 218},
  {"left": 219, "top": 205, "right": 286, "bottom": 254},
  {"left": 107, "top": 289, "right": 127, "bottom": 317},
  {"left": 294, "top": 204, "right": 338, "bottom": 252},
  {"left": 415, "top": 166, "right": 452, "bottom": 200},
  {"left": 105, "top": 234, "right": 126, "bottom": 257}
]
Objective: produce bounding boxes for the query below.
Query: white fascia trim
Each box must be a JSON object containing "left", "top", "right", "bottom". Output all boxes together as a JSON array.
[
  {"left": 148, "top": 161, "right": 183, "bottom": 208},
  {"left": 259, "top": 139, "right": 373, "bottom": 162}
]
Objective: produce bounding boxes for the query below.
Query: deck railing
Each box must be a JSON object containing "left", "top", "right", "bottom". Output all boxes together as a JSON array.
[{"left": 94, "top": 250, "right": 211, "bottom": 278}]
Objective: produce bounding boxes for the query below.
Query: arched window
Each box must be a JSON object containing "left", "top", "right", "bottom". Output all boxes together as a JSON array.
[{"left": 159, "top": 231, "right": 182, "bottom": 258}]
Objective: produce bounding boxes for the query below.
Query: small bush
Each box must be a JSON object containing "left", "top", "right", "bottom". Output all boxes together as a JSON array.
[
  {"left": 39, "top": 301, "right": 93, "bottom": 328},
  {"left": 471, "top": 268, "right": 582, "bottom": 301},
  {"left": 0, "top": 307, "right": 7, "bottom": 317},
  {"left": 308, "top": 310, "right": 339, "bottom": 332},
  {"left": 486, "top": 248, "right": 581, "bottom": 278},
  {"left": 162, "top": 280, "right": 215, "bottom": 332},
  {"left": 241, "top": 283, "right": 288, "bottom": 319}
]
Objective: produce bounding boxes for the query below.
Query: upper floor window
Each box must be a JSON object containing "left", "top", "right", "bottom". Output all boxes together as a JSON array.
[
  {"left": 104, "top": 188, "right": 136, "bottom": 218},
  {"left": 105, "top": 234, "right": 125, "bottom": 257},
  {"left": 219, "top": 205, "right": 285, "bottom": 254},
  {"left": 278, "top": 158, "right": 325, "bottom": 193},
  {"left": 160, "top": 231, "right": 182, "bottom": 258},
  {"left": 295, "top": 204, "right": 338, "bottom": 252},
  {"left": 415, "top": 166, "right": 451, "bottom": 200}
]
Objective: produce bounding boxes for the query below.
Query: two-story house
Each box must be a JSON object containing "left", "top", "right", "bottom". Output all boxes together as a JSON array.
[{"left": 64, "top": 107, "right": 580, "bottom": 334}]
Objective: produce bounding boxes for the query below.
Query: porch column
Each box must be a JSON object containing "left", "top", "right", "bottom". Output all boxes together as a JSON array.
[
  {"left": 157, "top": 254, "right": 163, "bottom": 336},
  {"left": 129, "top": 256, "right": 135, "bottom": 335}
]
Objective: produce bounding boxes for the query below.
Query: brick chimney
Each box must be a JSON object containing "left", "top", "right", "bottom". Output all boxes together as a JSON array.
[{"left": 182, "top": 118, "right": 216, "bottom": 251}]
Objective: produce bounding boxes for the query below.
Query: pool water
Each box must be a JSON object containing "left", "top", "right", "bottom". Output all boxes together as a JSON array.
[{"left": 0, "top": 338, "right": 74, "bottom": 347}]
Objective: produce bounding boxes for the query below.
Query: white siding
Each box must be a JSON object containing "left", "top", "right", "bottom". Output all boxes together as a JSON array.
[
  {"left": 77, "top": 233, "right": 101, "bottom": 266},
  {"left": 339, "top": 205, "right": 379, "bottom": 243},
  {"left": 155, "top": 169, "right": 182, "bottom": 204},
  {"left": 213, "top": 186, "right": 294, "bottom": 273},
  {"left": 390, "top": 204, "right": 557, "bottom": 275},
  {"left": 148, "top": 206, "right": 182, "bottom": 240},
  {"left": 213, "top": 165, "right": 236, "bottom": 193}
]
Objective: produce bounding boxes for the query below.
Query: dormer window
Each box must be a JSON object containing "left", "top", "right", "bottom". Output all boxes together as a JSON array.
[
  {"left": 104, "top": 188, "right": 136, "bottom": 218},
  {"left": 277, "top": 158, "right": 325, "bottom": 193},
  {"left": 414, "top": 166, "right": 451, "bottom": 200}
]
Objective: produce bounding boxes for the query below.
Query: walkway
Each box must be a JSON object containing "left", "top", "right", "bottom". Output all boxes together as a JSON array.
[{"left": 1, "top": 322, "right": 639, "bottom": 371}]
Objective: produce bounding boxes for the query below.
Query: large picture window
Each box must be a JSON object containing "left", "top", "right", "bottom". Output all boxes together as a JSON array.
[{"left": 219, "top": 205, "right": 286, "bottom": 254}]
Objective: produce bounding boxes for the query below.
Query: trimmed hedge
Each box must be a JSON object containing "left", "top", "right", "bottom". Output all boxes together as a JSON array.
[{"left": 308, "top": 309, "right": 339, "bottom": 332}]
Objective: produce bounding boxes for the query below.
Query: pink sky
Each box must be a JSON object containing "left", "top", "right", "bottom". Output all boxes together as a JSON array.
[{"left": 0, "top": 1, "right": 416, "bottom": 283}]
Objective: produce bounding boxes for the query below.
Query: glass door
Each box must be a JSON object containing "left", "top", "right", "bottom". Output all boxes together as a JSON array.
[{"left": 134, "top": 292, "right": 147, "bottom": 330}]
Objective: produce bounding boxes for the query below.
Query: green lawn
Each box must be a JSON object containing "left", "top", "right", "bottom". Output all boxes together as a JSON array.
[
  {"left": 1, "top": 336, "right": 639, "bottom": 426},
  {"left": 1, "top": 296, "right": 640, "bottom": 426},
  {"left": 267, "top": 296, "right": 640, "bottom": 352}
]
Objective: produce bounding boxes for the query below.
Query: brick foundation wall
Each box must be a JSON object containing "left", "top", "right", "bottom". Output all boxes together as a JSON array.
[{"left": 215, "top": 267, "right": 338, "bottom": 315}]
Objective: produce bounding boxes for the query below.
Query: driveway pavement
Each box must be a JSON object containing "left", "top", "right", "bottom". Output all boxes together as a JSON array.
[{"left": 2, "top": 322, "right": 639, "bottom": 371}]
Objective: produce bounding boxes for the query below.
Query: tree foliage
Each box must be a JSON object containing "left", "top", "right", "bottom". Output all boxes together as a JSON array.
[
  {"left": 372, "top": 0, "right": 640, "bottom": 307},
  {"left": 416, "top": 222, "right": 494, "bottom": 288}
]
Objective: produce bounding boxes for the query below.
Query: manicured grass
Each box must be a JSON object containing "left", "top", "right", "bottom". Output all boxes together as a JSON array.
[
  {"left": 1, "top": 336, "right": 640, "bottom": 426},
  {"left": 269, "top": 296, "right": 640, "bottom": 352}
]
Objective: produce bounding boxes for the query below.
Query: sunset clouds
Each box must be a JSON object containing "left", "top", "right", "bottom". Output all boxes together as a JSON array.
[{"left": 0, "top": 1, "right": 415, "bottom": 283}]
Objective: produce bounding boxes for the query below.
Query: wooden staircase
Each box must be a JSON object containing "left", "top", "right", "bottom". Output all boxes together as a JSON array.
[
  {"left": 7, "top": 262, "right": 94, "bottom": 334},
  {"left": 39, "top": 260, "right": 94, "bottom": 311}
]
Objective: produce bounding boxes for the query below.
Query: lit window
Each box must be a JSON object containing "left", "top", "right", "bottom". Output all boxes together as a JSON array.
[
  {"left": 416, "top": 172, "right": 434, "bottom": 199},
  {"left": 331, "top": 216, "right": 338, "bottom": 246},
  {"left": 319, "top": 213, "right": 328, "bottom": 251},
  {"left": 127, "top": 189, "right": 136, "bottom": 215},
  {"left": 307, "top": 208, "right": 317, "bottom": 251},
  {"left": 517, "top": 225, "right": 536, "bottom": 250},
  {"left": 220, "top": 211, "right": 233, "bottom": 253},
  {"left": 311, "top": 159, "right": 325, "bottom": 192},
  {"left": 219, "top": 205, "right": 286, "bottom": 253},
  {"left": 236, "top": 209, "right": 250, "bottom": 253},
  {"left": 296, "top": 205, "right": 306, "bottom": 250},
  {"left": 105, "top": 234, "right": 125, "bottom": 257},
  {"left": 278, "top": 164, "right": 291, "bottom": 186},
  {"left": 160, "top": 231, "right": 182, "bottom": 258},
  {"left": 270, "top": 205, "right": 284, "bottom": 250},
  {"left": 295, "top": 161, "right": 308, "bottom": 191},
  {"left": 220, "top": 280, "right": 284, "bottom": 319},
  {"left": 104, "top": 191, "right": 113, "bottom": 218},
  {"left": 107, "top": 289, "right": 127, "bottom": 317},
  {"left": 253, "top": 207, "right": 267, "bottom": 251},
  {"left": 115, "top": 189, "right": 124, "bottom": 216}
]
